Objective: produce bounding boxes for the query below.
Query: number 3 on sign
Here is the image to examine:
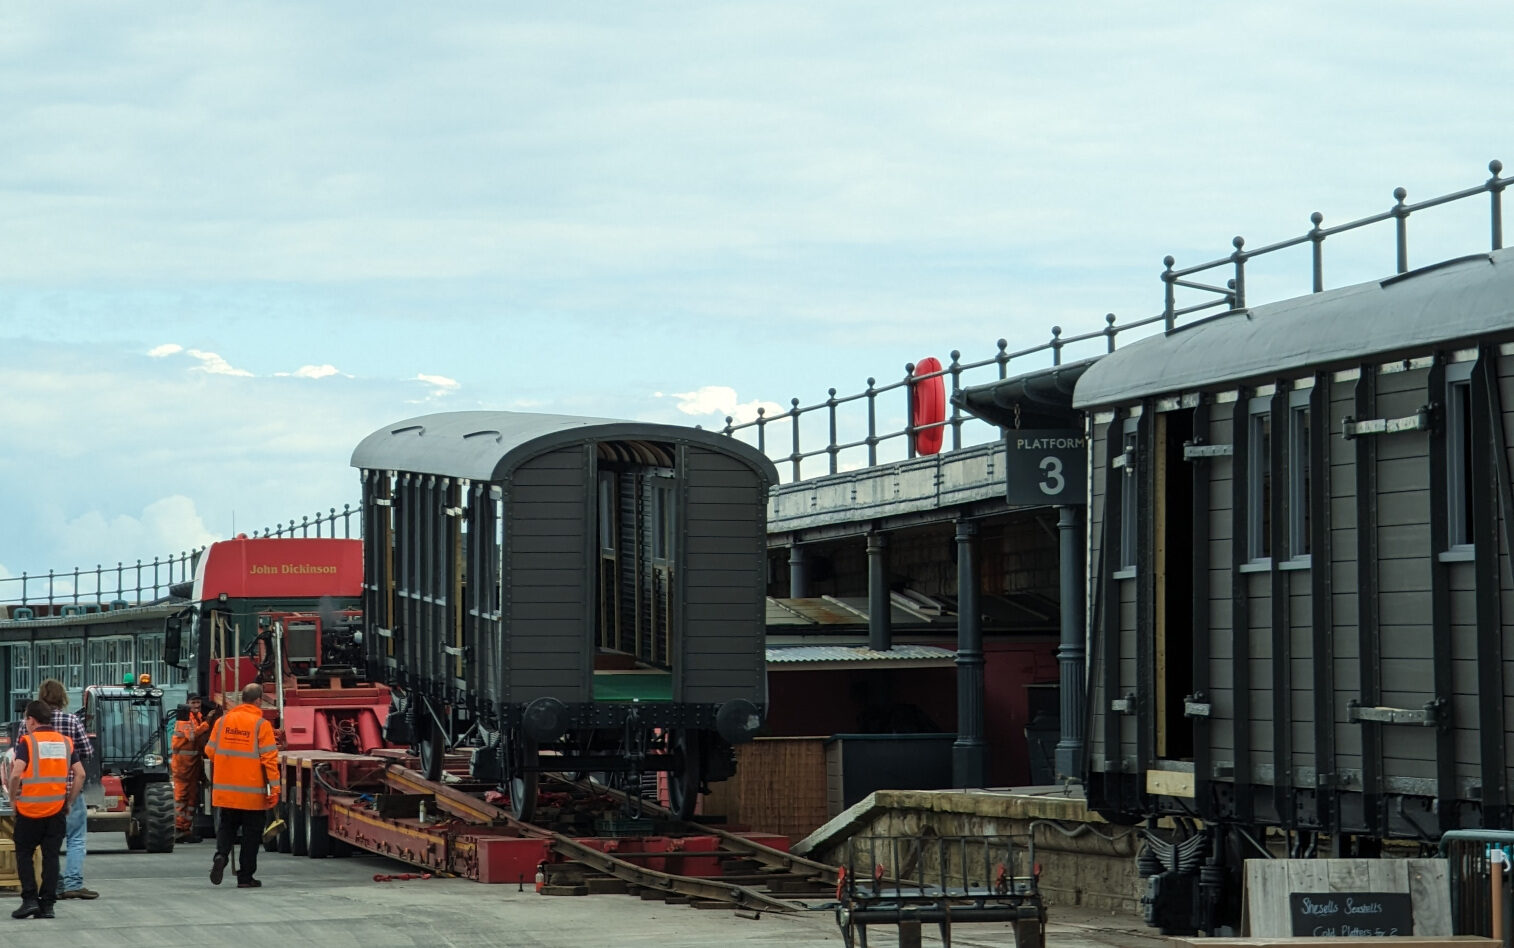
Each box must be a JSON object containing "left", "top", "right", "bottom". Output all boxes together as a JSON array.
[{"left": 1039, "top": 456, "right": 1065, "bottom": 495}]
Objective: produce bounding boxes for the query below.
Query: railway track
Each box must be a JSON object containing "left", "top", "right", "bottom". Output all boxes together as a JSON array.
[{"left": 367, "top": 762, "right": 840, "bottom": 912}]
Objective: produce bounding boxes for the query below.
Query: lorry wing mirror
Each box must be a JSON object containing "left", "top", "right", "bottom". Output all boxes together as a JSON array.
[{"left": 163, "top": 612, "right": 185, "bottom": 668}]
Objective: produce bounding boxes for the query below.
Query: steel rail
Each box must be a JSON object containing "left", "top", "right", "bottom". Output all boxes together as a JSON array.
[
  {"left": 381, "top": 764, "right": 806, "bottom": 912},
  {"left": 552, "top": 775, "right": 839, "bottom": 880}
]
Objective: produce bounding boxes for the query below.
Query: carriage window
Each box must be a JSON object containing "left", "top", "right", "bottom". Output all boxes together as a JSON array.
[
  {"left": 1117, "top": 418, "right": 1139, "bottom": 573},
  {"left": 651, "top": 481, "right": 675, "bottom": 561},
  {"left": 599, "top": 472, "right": 616, "bottom": 552},
  {"left": 1446, "top": 365, "right": 1474, "bottom": 550},
  {"left": 1287, "top": 392, "right": 1311, "bottom": 560},
  {"left": 1247, "top": 402, "right": 1272, "bottom": 563}
]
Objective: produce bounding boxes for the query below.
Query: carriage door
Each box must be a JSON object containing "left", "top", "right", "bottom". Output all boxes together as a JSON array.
[{"left": 1155, "top": 409, "right": 1195, "bottom": 760}]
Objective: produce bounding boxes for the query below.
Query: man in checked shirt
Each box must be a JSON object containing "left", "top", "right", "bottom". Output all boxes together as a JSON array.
[{"left": 38, "top": 679, "right": 99, "bottom": 900}]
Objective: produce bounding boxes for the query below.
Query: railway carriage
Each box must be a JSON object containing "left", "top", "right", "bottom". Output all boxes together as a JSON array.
[
  {"left": 352, "top": 410, "right": 778, "bottom": 820},
  {"left": 1074, "top": 249, "right": 1514, "bottom": 933}
]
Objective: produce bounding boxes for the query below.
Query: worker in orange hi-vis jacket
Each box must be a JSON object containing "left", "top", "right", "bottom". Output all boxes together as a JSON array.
[
  {"left": 170, "top": 694, "right": 211, "bottom": 841},
  {"left": 204, "top": 683, "right": 280, "bottom": 889}
]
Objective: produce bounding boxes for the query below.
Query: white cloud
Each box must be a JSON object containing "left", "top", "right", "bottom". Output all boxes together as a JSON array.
[
  {"left": 184, "top": 348, "right": 254, "bottom": 377},
  {"left": 290, "top": 364, "right": 344, "bottom": 379},
  {"left": 147, "top": 343, "right": 183, "bottom": 358},
  {"left": 663, "top": 385, "right": 783, "bottom": 424},
  {"left": 410, "top": 373, "right": 461, "bottom": 402}
]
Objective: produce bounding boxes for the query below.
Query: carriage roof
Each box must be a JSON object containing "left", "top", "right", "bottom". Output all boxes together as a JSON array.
[
  {"left": 1074, "top": 248, "right": 1514, "bottom": 408},
  {"left": 350, "top": 410, "right": 779, "bottom": 484}
]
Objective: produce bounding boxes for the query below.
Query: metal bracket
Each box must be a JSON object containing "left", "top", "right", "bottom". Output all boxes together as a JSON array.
[
  {"left": 375, "top": 626, "right": 393, "bottom": 639},
  {"left": 1183, "top": 695, "right": 1213, "bottom": 717},
  {"left": 1347, "top": 698, "right": 1446, "bottom": 728},
  {"left": 1183, "top": 442, "right": 1233, "bottom": 460},
  {"left": 1110, "top": 693, "right": 1137, "bottom": 714},
  {"left": 1342, "top": 407, "right": 1431, "bottom": 440},
  {"left": 442, "top": 645, "right": 465, "bottom": 656},
  {"left": 1111, "top": 451, "right": 1130, "bottom": 470},
  {"left": 373, "top": 498, "right": 393, "bottom": 507}
]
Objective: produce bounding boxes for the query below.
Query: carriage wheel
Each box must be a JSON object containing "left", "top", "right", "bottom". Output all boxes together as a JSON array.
[
  {"left": 415, "top": 701, "right": 444, "bottom": 782},
  {"left": 500, "top": 729, "right": 540, "bottom": 823},
  {"left": 667, "top": 729, "right": 702, "bottom": 821}
]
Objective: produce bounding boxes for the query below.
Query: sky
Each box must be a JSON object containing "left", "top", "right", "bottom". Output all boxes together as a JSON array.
[{"left": 3, "top": 2, "right": 1514, "bottom": 598}]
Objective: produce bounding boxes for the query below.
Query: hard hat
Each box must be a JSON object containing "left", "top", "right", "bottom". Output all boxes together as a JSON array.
[
  {"left": 121, "top": 673, "right": 134, "bottom": 686},
  {"left": 138, "top": 673, "right": 152, "bottom": 686}
]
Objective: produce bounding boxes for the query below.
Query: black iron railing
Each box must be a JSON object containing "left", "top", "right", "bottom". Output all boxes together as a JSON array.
[
  {"left": 724, "top": 160, "right": 1510, "bottom": 482},
  {"left": 7, "top": 163, "right": 1509, "bottom": 605},
  {"left": 0, "top": 504, "right": 359, "bottom": 609}
]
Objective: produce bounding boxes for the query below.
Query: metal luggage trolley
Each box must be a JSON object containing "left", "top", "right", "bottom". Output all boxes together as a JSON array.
[{"left": 835, "top": 833, "right": 1046, "bottom": 948}]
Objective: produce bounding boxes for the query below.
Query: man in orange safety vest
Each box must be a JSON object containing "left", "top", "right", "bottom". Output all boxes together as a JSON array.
[
  {"left": 5, "top": 700, "right": 87, "bottom": 919},
  {"left": 204, "top": 683, "right": 280, "bottom": 888},
  {"left": 171, "top": 694, "right": 211, "bottom": 841}
]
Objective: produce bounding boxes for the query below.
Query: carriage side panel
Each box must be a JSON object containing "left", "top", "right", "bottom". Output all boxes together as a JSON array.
[
  {"left": 678, "top": 447, "right": 768, "bottom": 705},
  {"left": 504, "top": 446, "right": 593, "bottom": 704}
]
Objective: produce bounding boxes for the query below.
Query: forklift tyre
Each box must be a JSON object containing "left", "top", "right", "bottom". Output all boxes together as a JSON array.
[{"left": 143, "top": 783, "right": 176, "bottom": 853}]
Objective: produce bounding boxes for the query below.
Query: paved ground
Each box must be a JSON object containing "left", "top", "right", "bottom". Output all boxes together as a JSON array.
[{"left": 0, "top": 832, "right": 1170, "bottom": 947}]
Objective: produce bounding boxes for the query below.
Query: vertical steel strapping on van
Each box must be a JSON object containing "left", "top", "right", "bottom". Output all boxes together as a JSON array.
[
  {"left": 1470, "top": 349, "right": 1508, "bottom": 826},
  {"left": 1354, "top": 368, "right": 1384, "bottom": 837},
  {"left": 1191, "top": 397, "right": 1213, "bottom": 820},
  {"left": 1135, "top": 405, "right": 1155, "bottom": 794},
  {"left": 1268, "top": 385, "right": 1293, "bottom": 829},
  {"left": 1307, "top": 375, "right": 1337, "bottom": 835},
  {"left": 1102, "top": 413, "right": 1125, "bottom": 813},
  {"left": 1231, "top": 387, "right": 1254, "bottom": 824},
  {"left": 1427, "top": 357, "right": 1459, "bottom": 833}
]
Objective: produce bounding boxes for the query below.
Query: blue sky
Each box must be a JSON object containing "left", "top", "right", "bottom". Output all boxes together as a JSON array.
[{"left": 3, "top": 2, "right": 1514, "bottom": 590}]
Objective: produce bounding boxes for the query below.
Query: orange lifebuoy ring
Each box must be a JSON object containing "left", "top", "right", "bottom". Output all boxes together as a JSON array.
[{"left": 911, "top": 357, "right": 947, "bottom": 455}]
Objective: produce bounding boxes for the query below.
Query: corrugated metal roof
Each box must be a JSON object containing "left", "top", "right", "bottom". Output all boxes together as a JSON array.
[
  {"left": 766, "top": 596, "right": 956, "bottom": 630},
  {"left": 350, "top": 410, "right": 778, "bottom": 484},
  {"left": 1074, "top": 250, "right": 1514, "bottom": 408},
  {"left": 766, "top": 644, "right": 957, "bottom": 667}
]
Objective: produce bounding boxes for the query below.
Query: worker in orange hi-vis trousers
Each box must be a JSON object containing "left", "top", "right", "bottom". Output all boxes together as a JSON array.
[{"left": 170, "top": 694, "right": 210, "bottom": 842}]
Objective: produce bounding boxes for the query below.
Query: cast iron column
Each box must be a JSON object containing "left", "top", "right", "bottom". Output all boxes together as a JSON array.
[
  {"left": 954, "top": 518, "right": 986, "bottom": 788},
  {"left": 1054, "top": 504, "right": 1087, "bottom": 782},
  {"left": 789, "top": 543, "right": 809, "bottom": 598},
  {"left": 867, "top": 531, "right": 891, "bottom": 651}
]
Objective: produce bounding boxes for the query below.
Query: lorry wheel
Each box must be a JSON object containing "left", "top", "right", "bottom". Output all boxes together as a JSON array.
[
  {"left": 276, "top": 800, "right": 293, "bottom": 854},
  {"left": 290, "top": 788, "right": 308, "bottom": 857},
  {"left": 304, "top": 782, "right": 330, "bottom": 859},
  {"left": 143, "top": 783, "right": 176, "bottom": 853}
]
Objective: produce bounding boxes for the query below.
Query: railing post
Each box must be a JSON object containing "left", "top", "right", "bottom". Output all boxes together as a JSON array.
[
  {"left": 71, "top": 567, "right": 80, "bottom": 604},
  {"left": 793, "top": 393, "right": 805, "bottom": 478},
  {"left": 1393, "top": 186, "right": 1409, "bottom": 273},
  {"left": 948, "top": 350, "right": 963, "bottom": 451},
  {"left": 301, "top": 515, "right": 310, "bottom": 538},
  {"left": 1490, "top": 159, "right": 1505, "bottom": 251},
  {"left": 995, "top": 339, "right": 1009, "bottom": 379},
  {"left": 826, "top": 388, "right": 839, "bottom": 475},
  {"left": 1163, "top": 256, "right": 1177, "bottom": 331},
  {"left": 135, "top": 560, "right": 143, "bottom": 604},
  {"left": 1050, "top": 327, "right": 1063, "bottom": 366},
  {"left": 1230, "top": 236, "right": 1247, "bottom": 308},
  {"left": 755, "top": 407, "right": 767, "bottom": 456},
  {"left": 343, "top": 503, "right": 353, "bottom": 538},
  {"left": 865, "top": 377, "right": 878, "bottom": 467},
  {"left": 904, "top": 363, "right": 917, "bottom": 460},
  {"left": 20, "top": 572, "right": 27, "bottom": 606},
  {"left": 1104, "top": 313, "right": 1118, "bottom": 352},
  {"left": 1309, "top": 211, "right": 1325, "bottom": 293}
]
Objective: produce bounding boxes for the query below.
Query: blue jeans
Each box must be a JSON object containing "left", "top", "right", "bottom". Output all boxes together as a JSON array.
[{"left": 62, "top": 792, "right": 86, "bottom": 891}]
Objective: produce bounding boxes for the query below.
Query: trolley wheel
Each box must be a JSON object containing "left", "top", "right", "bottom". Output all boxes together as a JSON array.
[
  {"left": 500, "top": 729, "right": 539, "bottom": 823},
  {"left": 667, "top": 730, "right": 702, "bottom": 821},
  {"left": 415, "top": 701, "right": 444, "bottom": 783}
]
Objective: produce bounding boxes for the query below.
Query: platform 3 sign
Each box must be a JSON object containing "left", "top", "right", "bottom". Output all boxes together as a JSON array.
[
  {"left": 1005, "top": 429, "right": 1086, "bottom": 506},
  {"left": 1289, "top": 891, "right": 1414, "bottom": 937}
]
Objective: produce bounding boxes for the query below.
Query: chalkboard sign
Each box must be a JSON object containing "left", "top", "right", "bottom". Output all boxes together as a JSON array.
[{"left": 1289, "top": 892, "right": 1414, "bottom": 937}]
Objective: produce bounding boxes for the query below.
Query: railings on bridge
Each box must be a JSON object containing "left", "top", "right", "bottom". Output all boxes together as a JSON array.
[
  {"left": 0, "top": 504, "right": 359, "bottom": 610},
  {"left": 725, "top": 159, "right": 1511, "bottom": 482}
]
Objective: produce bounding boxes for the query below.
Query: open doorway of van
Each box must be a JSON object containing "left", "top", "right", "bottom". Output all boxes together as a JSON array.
[{"left": 1154, "top": 410, "right": 1195, "bottom": 760}]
